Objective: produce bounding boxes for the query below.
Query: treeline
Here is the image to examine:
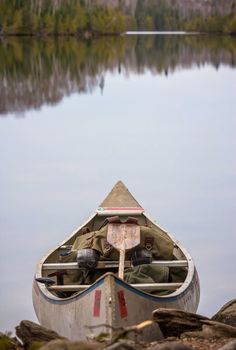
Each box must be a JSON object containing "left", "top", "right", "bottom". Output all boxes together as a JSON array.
[
  {"left": 135, "top": 0, "right": 236, "bottom": 34},
  {"left": 0, "top": 0, "right": 236, "bottom": 35},
  {"left": 183, "top": 15, "right": 236, "bottom": 34},
  {"left": 135, "top": 0, "right": 180, "bottom": 31},
  {"left": 0, "top": 0, "right": 136, "bottom": 35}
]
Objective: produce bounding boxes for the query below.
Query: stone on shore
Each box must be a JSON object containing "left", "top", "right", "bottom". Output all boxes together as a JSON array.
[
  {"left": 147, "top": 341, "right": 194, "bottom": 350},
  {"left": 103, "top": 340, "right": 137, "bottom": 350},
  {"left": 152, "top": 308, "right": 208, "bottom": 337},
  {"left": 153, "top": 308, "right": 236, "bottom": 339},
  {"left": 39, "top": 339, "right": 102, "bottom": 350},
  {"left": 219, "top": 340, "right": 236, "bottom": 350},
  {"left": 182, "top": 320, "right": 236, "bottom": 339},
  {"left": 15, "top": 320, "right": 65, "bottom": 348},
  {"left": 212, "top": 300, "right": 236, "bottom": 328}
]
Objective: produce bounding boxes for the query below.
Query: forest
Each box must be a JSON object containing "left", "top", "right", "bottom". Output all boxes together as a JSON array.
[
  {"left": 0, "top": 0, "right": 136, "bottom": 35},
  {"left": 0, "top": 0, "right": 236, "bottom": 35},
  {"left": 135, "top": 0, "right": 236, "bottom": 34}
]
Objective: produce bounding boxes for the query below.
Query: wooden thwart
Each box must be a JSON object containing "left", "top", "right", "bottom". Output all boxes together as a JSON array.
[
  {"left": 107, "top": 223, "right": 140, "bottom": 279},
  {"left": 42, "top": 260, "right": 188, "bottom": 270},
  {"left": 48, "top": 282, "right": 182, "bottom": 292}
]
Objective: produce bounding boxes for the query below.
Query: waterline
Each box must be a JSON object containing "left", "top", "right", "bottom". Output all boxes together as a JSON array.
[{"left": 126, "top": 31, "right": 199, "bottom": 35}]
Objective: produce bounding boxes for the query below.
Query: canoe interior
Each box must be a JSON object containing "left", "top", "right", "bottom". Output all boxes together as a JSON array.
[
  {"left": 39, "top": 212, "right": 190, "bottom": 299},
  {"left": 45, "top": 214, "right": 186, "bottom": 261}
]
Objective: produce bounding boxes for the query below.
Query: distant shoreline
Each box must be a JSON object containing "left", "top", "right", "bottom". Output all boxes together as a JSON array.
[
  {"left": 0, "top": 31, "right": 235, "bottom": 38},
  {"left": 0, "top": 30, "right": 117, "bottom": 39}
]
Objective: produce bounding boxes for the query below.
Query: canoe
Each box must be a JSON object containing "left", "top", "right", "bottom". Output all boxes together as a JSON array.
[{"left": 32, "top": 181, "right": 200, "bottom": 341}]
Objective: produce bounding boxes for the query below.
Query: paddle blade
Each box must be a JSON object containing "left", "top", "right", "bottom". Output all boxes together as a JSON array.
[{"left": 107, "top": 223, "right": 140, "bottom": 251}]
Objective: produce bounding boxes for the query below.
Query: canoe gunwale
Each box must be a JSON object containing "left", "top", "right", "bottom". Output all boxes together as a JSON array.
[
  {"left": 34, "top": 211, "right": 197, "bottom": 302},
  {"left": 34, "top": 270, "right": 197, "bottom": 304}
]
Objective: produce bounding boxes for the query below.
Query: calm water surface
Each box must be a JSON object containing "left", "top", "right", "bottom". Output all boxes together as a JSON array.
[{"left": 0, "top": 34, "right": 236, "bottom": 331}]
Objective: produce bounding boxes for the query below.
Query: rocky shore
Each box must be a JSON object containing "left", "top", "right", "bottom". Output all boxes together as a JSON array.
[{"left": 1, "top": 299, "right": 236, "bottom": 350}]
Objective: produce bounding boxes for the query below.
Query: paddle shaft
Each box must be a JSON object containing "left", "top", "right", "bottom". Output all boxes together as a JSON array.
[{"left": 118, "top": 247, "right": 125, "bottom": 279}]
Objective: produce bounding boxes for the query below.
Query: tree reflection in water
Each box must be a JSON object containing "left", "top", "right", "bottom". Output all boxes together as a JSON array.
[{"left": 0, "top": 35, "right": 236, "bottom": 116}]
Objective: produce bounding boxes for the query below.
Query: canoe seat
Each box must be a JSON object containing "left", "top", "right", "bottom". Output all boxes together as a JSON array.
[
  {"left": 48, "top": 282, "right": 182, "bottom": 292},
  {"left": 42, "top": 260, "right": 188, "bottom": 271},
  {"left": 42, "top": 260, "right": 187, "bottom": 292}
]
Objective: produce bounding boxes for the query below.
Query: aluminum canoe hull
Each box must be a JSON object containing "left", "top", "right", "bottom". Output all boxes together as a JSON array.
[{"left": 32, "top": 270, "right": 200, "bottom": 341}]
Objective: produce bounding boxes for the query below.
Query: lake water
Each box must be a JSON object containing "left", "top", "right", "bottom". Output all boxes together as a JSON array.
[{"left": 0, "top": 34, "right": 236, "bottom": 332}]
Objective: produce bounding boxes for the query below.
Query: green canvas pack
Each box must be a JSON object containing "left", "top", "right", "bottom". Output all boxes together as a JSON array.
[
  {"left": 71, "top": 224, "right": 174, "bottom": 260},
  {"left": 60, "top": 223, "right": 176, "bottom": 285},
  {"left": 139, "top": 225, "right": 174, "bottom": 260},
  {"left": 124, "top": 264, "right": 169, "bottom": 284}
]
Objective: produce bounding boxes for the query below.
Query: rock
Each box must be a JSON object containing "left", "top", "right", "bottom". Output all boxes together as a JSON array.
[
  {"left": 39, "top": 339, "right": 102, "bottom": 350},
  {"left": 152, "top": 308, "right": 209, "bottom": 338},
  {"left": 212, "top": 300, "right": 236, "bottom": 328},
  {"left": 136, "top": 321, "right": 163, "bottom": 342},
  {"left": 104, "top": 340, "right": 137, "bottom": 350},
  {"left": 200, "top": 320, "right": 236, "bottom": 338},
  {"left": 181, "top": 320, "right": 236, "bottom": 339},
  {"left": 219, "top": 340, "right": 236, "bottom": 350},
  {"left": 153, "top": 308, "right": 236, "bottom": 340},
  {"left": 15, "top": 320, "right": 65, "bottom": 347},
  {"left": 147, "top": 342, "right": 194, "bottom": 350}
]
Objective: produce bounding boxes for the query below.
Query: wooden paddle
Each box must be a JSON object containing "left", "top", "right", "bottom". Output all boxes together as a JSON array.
[{"left": 107, "top": 223, "right": 140, "bottom": 279}]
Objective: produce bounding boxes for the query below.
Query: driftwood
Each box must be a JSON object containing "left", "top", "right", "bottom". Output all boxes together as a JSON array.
[
  {"left": 107, "top": 320, "right": 154, "bottom": 344},
  {"left": 153, "top": 308, "right": 236, "bottom": 339},
  {"left": 38, "top": 322, "right": 154, "bottom": 350},
  {"left": 15, "top": 320, "right": 65, "bottom": 347},
  {"left": 86, "top": 320, "right": 155, "bottom": 345}
]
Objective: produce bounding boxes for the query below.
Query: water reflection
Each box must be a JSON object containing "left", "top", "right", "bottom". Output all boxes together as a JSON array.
[{"left": 0, "top": 35, "right": 236, "bottom": 116}]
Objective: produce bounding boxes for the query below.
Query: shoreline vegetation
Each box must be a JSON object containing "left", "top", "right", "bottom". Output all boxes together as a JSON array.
[{"left": 0, "top": 1, "right": 236, "bottom": 37}]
